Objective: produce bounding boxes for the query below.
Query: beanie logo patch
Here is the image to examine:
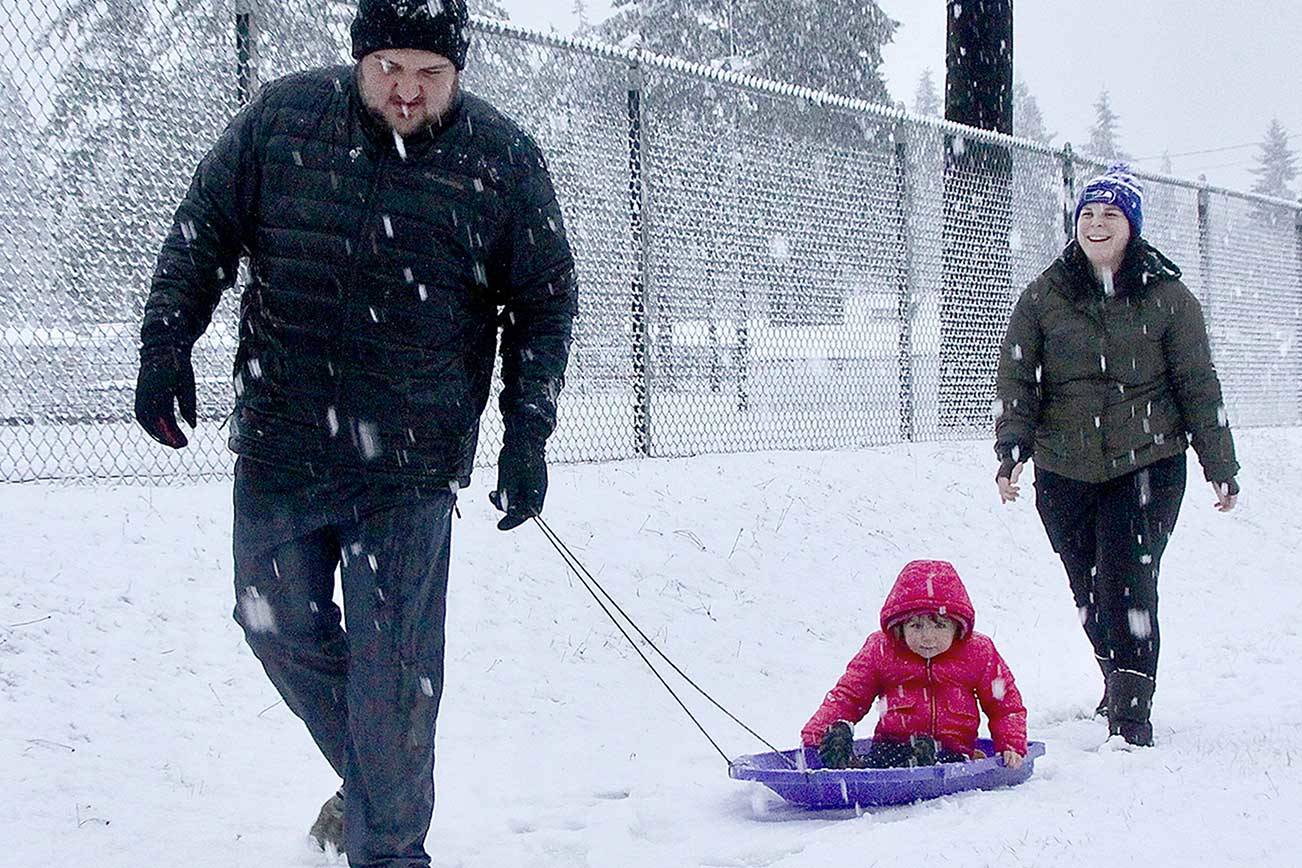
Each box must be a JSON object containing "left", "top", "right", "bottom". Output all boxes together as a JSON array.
[{"left": 1081, "top": 188, "right": 1117, "bottom": 205}]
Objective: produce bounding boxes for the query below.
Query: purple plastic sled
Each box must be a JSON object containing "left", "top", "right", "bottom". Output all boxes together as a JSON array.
[{"left": 729, "top": 738, "right": 1046, "bottom": 809}]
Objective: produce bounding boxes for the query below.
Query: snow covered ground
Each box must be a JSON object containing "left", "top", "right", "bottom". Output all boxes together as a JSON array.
[{"left": 3, "top": 429, "right": 1300, "bottom": 868}]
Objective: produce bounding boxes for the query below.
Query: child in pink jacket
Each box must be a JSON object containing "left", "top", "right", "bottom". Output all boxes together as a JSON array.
[{"left": 802, "top": 559, "right": 1028, "bottom": 769}]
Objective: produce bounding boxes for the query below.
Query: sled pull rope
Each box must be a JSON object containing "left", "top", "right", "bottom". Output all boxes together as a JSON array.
[{"left": 533, "top": 515, "right": 796, "bottom": 770}]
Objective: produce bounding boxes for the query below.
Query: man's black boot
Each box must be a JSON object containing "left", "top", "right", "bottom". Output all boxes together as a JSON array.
[{"left": 309, "top": 788, "right": 344, "bottom": 853}]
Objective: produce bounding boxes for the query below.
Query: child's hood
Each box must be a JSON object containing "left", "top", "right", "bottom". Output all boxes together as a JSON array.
[{"left": 879, "top": 559, "right": 976, "bottom": 638}]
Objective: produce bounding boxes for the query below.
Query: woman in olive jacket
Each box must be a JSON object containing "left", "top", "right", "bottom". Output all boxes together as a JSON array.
[{"left": 994, "top": 164, "right": 1240, "bottom": 747}]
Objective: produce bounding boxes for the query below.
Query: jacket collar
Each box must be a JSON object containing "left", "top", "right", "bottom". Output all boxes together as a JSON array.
[{"left": 1059, "top": 237, "right": 1182, "bottom": 301}]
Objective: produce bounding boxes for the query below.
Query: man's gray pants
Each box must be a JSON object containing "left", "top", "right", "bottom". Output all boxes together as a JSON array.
[{"left": 232, "top": 457, "right": 455, "bottom": 868}]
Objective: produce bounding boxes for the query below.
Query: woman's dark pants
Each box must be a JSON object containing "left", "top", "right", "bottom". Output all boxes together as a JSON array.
[{"left": 1033, "top": 453, "right": 1187, "bottom": 682}]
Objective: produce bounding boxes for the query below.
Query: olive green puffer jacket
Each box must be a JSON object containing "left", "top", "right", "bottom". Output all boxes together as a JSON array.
[{"left": 995, "top": 239, "right": 1239, "bottom": 485}]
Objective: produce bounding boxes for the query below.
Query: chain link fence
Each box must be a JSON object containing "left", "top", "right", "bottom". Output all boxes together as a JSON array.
[{"left": 2, "top": 7, "right": 1299, "bottom": 482}]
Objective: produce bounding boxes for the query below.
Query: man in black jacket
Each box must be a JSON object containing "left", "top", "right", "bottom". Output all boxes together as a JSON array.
[{"left": 133, "top": 1, "right": 577, "bottom": 863}]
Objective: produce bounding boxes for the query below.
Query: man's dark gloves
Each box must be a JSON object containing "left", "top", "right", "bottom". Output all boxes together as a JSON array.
[
  {"left": 134, "top": 346, "right": 196, "bottom": 449},
  {"left": 489, "top": 436, "right": 547, "bottom": 531},
  {"left": 817, "top": 721, "right": 857, "bottom": 769}
]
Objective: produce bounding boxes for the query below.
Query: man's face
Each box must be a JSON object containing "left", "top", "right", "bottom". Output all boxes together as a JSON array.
[{"left": 358, "top": 48, "right": 459, "bottom": 137}]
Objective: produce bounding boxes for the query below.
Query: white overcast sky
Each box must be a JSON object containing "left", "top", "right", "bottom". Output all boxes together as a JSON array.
[
  {"left": 2, "top": 0, "right": 1295, "bottom": 194},
  {"left": 496, "top": 0, "right": 1302, "bottom": 195}
]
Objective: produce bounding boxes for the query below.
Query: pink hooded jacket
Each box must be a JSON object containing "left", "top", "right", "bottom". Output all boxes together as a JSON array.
[{"left": 800, "top": 560, "right": 1028, "bottom": 756}]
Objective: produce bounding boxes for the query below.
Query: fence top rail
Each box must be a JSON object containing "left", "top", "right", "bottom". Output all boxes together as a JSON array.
[
  {"left": 469, "top": 14, "right": 1301, "bottom": 216},
  {"left": 467, "top": 14, "right": 1061, "bottom": 156},
  {"left": 1070, "top": 154, "right": 1302, "bottom": 211}
]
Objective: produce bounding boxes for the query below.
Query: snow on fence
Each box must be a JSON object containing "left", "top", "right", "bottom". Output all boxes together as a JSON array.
[{"left": 1, "top": 8, "right": 1299, "bottom": 482}]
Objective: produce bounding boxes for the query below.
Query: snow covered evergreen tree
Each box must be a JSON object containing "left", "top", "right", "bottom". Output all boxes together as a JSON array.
[
  {"left": 738, "top": 0, "right": 894, "bottom": 103},
  {"left": 572, "top": 0, "right": 593, "bottom": 35},
  {"left": 1087, "top": 89, "right": 1125, "bottom": 161},
  {"left": 1249, "top": 119, "right": 1297, "bottom": 200},
  {"left": 464, "top": 1, "right": 568, "bottom": 125},
  {"left": 601, "top": 0, "right": 895, "bottom": 104},
  {"left": 601, "top": 0, "right": 728, "bottom": 60},
  {"left": 600, "top": 0, "right": 898, "bottom": 336},
  {"left": 1008, "top": 76, "right": 1062, "bottom": 279},
  {"left": 0, "top": 71, "right": 50, "bottom": 315},
  {"left": 914, "top": 68, "right": 940, "bottom": 117},
  {"left": 253, "top": 0, "right": 356, "bottom": 75},
  {"left": 1013, "top": 78, "right": 1053, "bottom": 144},
  {"left": 42, "top": 0, "right": 231, "bottom": 323}
]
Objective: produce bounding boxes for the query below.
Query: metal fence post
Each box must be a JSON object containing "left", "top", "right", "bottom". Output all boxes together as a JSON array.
[
  {"left": 893, "top": 119, "right": 915, "bottom": 443},
  {"left": 1197, "top": 175, "right": 1213, "bottom": 330},
  {"left": 736, "top": 287, "right": 749, "bottom": 413},
  {"left": 627, "top": 57, "right": 653, "bottom": 456},
  {"left": 1296, "top": 198, "right": 1302, "bottom": 419},
  {"left": 1061, "top": 142, "right": 1076, "bottom": 244},
  {"left": 235, "top": 0, "right": 258, "bottom": 107}
]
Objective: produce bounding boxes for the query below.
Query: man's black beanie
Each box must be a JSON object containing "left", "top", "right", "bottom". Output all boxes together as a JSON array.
[{"left": 350, "top": 0, "right": 471, "bottom": 69}]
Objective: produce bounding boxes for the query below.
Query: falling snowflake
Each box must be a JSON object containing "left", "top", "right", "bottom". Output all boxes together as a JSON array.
[
  {"left": 768, "top": 234, "right": 791, "bottom": 262},
  {"left": 1127, "top": 608, "right": 1152, "bottom": 639},
  {"left": 239, "top": 587, "right": 277, "bottom": 634},
  {"left": 356, "top": 420, "right": 382, "bottom": 460}
]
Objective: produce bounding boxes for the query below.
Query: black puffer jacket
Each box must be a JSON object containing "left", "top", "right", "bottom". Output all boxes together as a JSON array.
[
  {"left": 142, "top": 67, "right": 577, "bottom": 485},
  {"left": 995, "top": 238, "right": 1238, "bottom": 485}
]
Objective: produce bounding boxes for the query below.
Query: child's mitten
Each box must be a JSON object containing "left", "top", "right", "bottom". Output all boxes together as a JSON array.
[
  {"left": 909, "top": 734, "right": 938, "bottom": 766},
  {"left": 818, "top": 721, "right": 856, "bottom": 769}
]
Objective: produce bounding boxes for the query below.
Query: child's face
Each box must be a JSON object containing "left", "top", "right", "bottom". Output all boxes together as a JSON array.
[{"left": 902, "top": 614, "right": 957, "bottom": 659}]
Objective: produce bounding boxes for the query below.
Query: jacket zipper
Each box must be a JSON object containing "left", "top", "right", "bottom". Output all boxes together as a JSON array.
[
  {"left": 343, "top": 149, "right": 386, "bottom": 333},
  {"left": 926, "top": 659, "right": 937, "bottom": 738},
  {"left": 331, "top": 147, "right": 388, "bottom": 426}
]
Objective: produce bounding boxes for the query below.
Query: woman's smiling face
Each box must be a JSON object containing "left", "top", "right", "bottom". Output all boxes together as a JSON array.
[{"left": 1076, "top": 203, "right": 1131, "bottom": 272}]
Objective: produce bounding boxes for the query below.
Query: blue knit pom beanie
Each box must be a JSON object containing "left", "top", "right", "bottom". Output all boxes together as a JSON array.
[{"left": 1075, "top": 163, "right": 1144, "bottom": 237}]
